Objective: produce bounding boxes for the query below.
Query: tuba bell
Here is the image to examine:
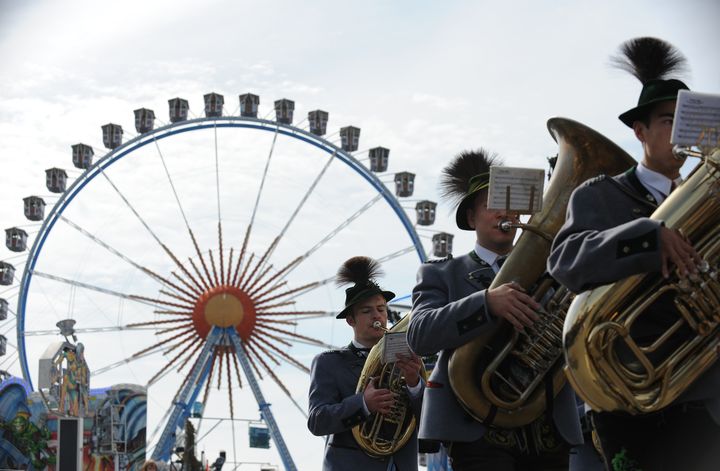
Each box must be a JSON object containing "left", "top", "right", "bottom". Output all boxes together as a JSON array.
[
  {"left": 352, "top": 314, "right": 426, "bottom": 457},
  {"left": 448, "top": 118, "right": 635, "bottom": 428},
  {"left": 564, "top": 146, "right": 720, "bottom": 414}
]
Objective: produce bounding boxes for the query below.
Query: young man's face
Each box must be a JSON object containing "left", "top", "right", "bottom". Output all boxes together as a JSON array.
[
  {"left": 346, "top": 293, "right": 388, "bottom": 347},
  {"left": 466, "top": 192, "right": 518, "bottom": 254},
  {"left": 634, "top": 100, "right": 683, "bottom": 179}
]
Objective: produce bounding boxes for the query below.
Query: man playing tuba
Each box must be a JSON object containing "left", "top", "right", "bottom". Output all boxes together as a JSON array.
[
  {"left": 308, "top": 256, "right": 424, "bottom": 471},
  {"left": 548, "top": 37, "right": 720, "bottom": 470},
  {"left": 407, "top": 150, "right": 582, "bottom": 471}
]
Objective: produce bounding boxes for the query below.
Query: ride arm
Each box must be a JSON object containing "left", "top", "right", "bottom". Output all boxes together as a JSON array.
[
  {"left": 307, "top": 353, "right": 368, "bottom": 436},
  {"left": 548, "top": 181, "right": 662, "bottom": 293},
  {"left": 407, "top": 262, "right": 495, "bottom": 356}
]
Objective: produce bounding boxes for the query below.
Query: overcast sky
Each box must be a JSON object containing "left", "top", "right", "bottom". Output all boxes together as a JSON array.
[{"left": 1, "top": 1, "right": 718, "bottom": 469}]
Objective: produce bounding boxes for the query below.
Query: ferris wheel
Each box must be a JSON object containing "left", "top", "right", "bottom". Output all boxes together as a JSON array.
[{"left": 0, "top": 92, "right": 455, "bottom": 468}]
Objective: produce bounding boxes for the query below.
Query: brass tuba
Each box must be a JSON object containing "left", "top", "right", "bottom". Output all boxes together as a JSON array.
[
  {"left": 564, "top": 146, "right": 720, "bottom": 414},
  {"left": 448, "top": 118, "right": 635, "bottom": 428},
  {"left": 352, "top": 314, "right": 426, "bottom": 457}
]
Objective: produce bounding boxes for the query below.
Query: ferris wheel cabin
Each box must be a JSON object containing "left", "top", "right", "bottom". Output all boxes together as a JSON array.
[
  {"left": 340, "top": 126, "right": 360, "bottom": 152},
  {"left": 0, "top": 262, "right": 15, "bottom": 286},
  {"left": 102, "top": 123, "right": 124, "bottom": 149},
  {"left": 240, "top": 93, "right": 260, "bottom": 118},
  {"left": 204, "top": 93, "right": 224, "bottom": 117},
  {"left": 308, "top": 110, "right": 329, "bottom": 136},
  {"left": 72, "top": 143, "right": 94, "bottom": 169},
  {"left": 5, "top": 227, "right": 28, "bottom": 252},
  {"left": 415, "top": 200, "right": 437, "bottom": 226},
  {"left": 432, "top": 232, "right": 454, "bottom": 257},
  {"left": 394, "top": 172, "right": 415, "bottom": 197},
  {"left": 23, "top": 196, "right": 46, "bottom": 221},
  {"left": 0, "top": 298, "right": 7, "bottom": 320},
  {"left": 168, "top": 97, "right": 189, "bottom": 123},
  {"left": 274, "top": 99, "right": 294, "bottom": 124},
  {"left": 134, "top": 108, "right": 155, "bottom": 133},
  {"left": 368, "top": 146, "right": 389, "bottom": 172},
  {"left": 46, "top": 167, "right": 68, "bottom": 193}
]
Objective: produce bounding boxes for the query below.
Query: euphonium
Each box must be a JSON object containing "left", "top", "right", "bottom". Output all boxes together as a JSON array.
[
  {"left": 352, "top": 314, "right": 425, "bottom": 457},
  {"left": 564, "top": 146, "right": 720, "bottom": 414},
  {"left": 448, "top": 118, "right": 635, "bottom": 428}
]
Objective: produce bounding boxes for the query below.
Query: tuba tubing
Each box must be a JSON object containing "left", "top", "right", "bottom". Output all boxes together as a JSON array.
[
  {"left": 563, "top": 147, "right": 720, "bottom": 414},
  {"left": 448, "top": 117, "right": 636, "bottom": 428}
]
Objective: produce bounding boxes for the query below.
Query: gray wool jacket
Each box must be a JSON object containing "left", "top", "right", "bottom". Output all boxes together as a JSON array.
[{"left": 407, "top": 252, "right": 583, "bottom": 446}]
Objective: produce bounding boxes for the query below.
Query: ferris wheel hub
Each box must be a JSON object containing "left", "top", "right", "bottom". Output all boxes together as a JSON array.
[{"left": 191, "top": 285, "right": 257, "bottom": 339}]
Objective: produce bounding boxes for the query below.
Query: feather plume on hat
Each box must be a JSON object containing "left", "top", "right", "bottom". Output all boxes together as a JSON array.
[
  {"left": 439, "top": 149, "right": 502, "bottom": 208},
  {"left": 336, "top": 256, "right": 383, "bottom": 286},
  {"left": 611, "top": 37, "right": 688, "bottom": 84}
]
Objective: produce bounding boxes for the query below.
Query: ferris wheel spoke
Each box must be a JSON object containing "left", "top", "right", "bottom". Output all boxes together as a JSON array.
[
  {"left": 131, "top": 326, "right": 196, "bottom": 358},
  {"left": 155, "top": 321, "right": 194, "bottom": 336},
  {"left": 153, "top": 308, "right": 194, "bottom": 316},
  {"left": 239, "top": 238, "right": 279, "bottom": 291},
  {"left": 254, "top": 334, "right": 309, "bottom": 373},
  {"left": 376, "top": 245, "right": 417, "bottom": 263},
  {"left": 158, "top": 289, "right": 197, "bottom": 307},
  {"left": 31, "top": 270, "right": 191, "bottom": 310},
  {"left": 59, "top": 216, "right": 200, "bottom": 300},
  {"left": 246, "top": 256, "right": 301, "bottom": 298},
  {"left": 218, "top": 223, "right": 226, "bottom": 286},
  {"left": 224, "top": 350, "right": 234, "bottom": 418},
  {"left": 147, "top": 334, "right": 198, "bottom": 386},
  {"left": 251, "top": 280, "right": 288, "bottom": 303},
  {"left": 188, "top": 229, "right": 215, "bottom": 290},
  {"left": 241, "top": 341, "right": 264, "bottom": 380},
  {"left": 269, "top": 151, "right": 336, "bottom": 261},
  {"left": 91, "top": 347, "right": 161, "bottom": 376},
  {"left": 186, "top": 257, "right": 212, "bottom": 292},
  {"left": 175, "top": 338, "right": 205, "bottom": 375},
  {"left": 245, "top": 340, "right": 292, "bottom": 398},
  {"left": 99, "top": 171, "right": 209, "bottom": 293},
  {"left": 234, "top": 252, "right": 254, "bottom": 289},
  {"left": 216, "top": 347, "right": 225, "bottom": 390},
  {"left": 126, "top": 318, "right": 192, "bottom": 328},
  {"left": 256, "top": 310, "right": 327, "bottom": 317},
  {"left": 286, "top": 194, "right": 383, "bottom": 278},
  {"left": 253, "top": 282, "right": 320, "bottom": 307},
  {"left": 254, "top": 323, "right": 327, "bottom": 347},
  {"left": 243, "top": 262, "right": 275, "bottom": 295},
  {"left": 230, "top": 350, "right": 243, "bottom": 389},
  {"left": 208, "top": 249, "right": 220, "bottom": 287},
  {"left": 230, "top": 226, "right": 251, "bottom": 286}
]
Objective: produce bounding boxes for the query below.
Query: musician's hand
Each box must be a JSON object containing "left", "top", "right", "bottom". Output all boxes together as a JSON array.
[
  {"left": 659, "top": 227, "right": 700, "bottom": 279},
  {"left": 395, "top": 352, "right": 422, "bottom": 387},
  {"left": 486, "top": 282, "right": 541, "bottom": 332},
  {"left": 364, "top": 378, "right": 396, "bottom": 415}
]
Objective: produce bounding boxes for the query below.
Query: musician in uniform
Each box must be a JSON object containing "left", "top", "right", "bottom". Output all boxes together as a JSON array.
[
  {"left": 548, "top": 37, "right": 720, "bottom": 471},
  {"left": 407, "top": 150, "right": 582, "bottom": 471},
  {"left": 308, "top": 256, "right": 425, "bottom": 471}
]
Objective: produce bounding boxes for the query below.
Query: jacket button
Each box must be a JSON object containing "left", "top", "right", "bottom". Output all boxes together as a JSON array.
[
  {"left": 641, "top": 241, "right": 649, "bottom": 249},
  {"left": 623, "top": 246, "right": 630, "bottom": 253}
]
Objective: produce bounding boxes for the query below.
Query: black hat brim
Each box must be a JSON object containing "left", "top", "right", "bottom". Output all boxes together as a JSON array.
[{"left": 336, "top": 289, "right": 395, "bottom": 319}]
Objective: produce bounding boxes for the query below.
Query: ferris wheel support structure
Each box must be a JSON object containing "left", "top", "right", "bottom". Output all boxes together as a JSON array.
[{"left": 151, "top": 326, "right": 297, "bottom": 471}]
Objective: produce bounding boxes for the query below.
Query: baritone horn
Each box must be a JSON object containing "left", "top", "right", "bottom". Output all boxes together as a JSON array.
[
  {"left": 352, "top": 315, "right": 425, "bottom": 457},
  {"left": 564, "top": 143, "right": 720, "bottom": 414}
]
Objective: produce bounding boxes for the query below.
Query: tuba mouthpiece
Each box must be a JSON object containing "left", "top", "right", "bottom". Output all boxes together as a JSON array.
[{"left": 373, "top": 321, "right": 389, "bottom": 331}]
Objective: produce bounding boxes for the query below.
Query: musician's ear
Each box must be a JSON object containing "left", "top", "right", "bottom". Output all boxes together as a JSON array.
[
  {"left": 346, "top": 313, "right": 356, "bottom": 327},
  {"left": 466, "top": 208, "right": 475, "bottom": 229}
]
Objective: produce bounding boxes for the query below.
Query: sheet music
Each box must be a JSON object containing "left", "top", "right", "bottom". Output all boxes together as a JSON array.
[
  {"left": 487, "top": 166, "right": 545, "bottom": 214},
  {"left": 382, "top": 332, "right": 412, "bottom": 364},
  {"left": 671, "top": 90, "right": 720, "bottom": 147}
]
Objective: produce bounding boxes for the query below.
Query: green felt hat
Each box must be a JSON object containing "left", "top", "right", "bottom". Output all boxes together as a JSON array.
[
  {"left": 335, "top": 256, "right": 394, "bottom": 319},
  {"left": 618, "top": 78, "right": 689, "bottom": 128},
  {"left": 336, "top": 281, "right": 395, "bottom": 319}
]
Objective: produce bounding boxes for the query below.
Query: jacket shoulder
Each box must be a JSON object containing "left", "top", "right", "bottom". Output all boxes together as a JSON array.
[{"left": 424, "top": 254, "right": 453, "bottom": 264}]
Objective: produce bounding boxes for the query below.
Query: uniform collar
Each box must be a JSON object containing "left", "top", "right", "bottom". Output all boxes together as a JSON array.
[
  {"left": 636, "top": 162, "right": 682, "bottom": 205},
  {"left": 474, "top": 242, "right": 503, "bottom": 268}
]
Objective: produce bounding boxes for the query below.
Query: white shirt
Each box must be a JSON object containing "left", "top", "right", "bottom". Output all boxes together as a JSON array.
[
  {"left": 636, "top": 162, "right": 682, "bottom": 205},
  {"left": 474, "top": 242, "right": 506, "bottom": 274}
]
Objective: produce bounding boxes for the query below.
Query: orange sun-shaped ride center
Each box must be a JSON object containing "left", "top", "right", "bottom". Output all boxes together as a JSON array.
[{"left": 192, "top": 286, "right": 257, "bottom": 341}]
